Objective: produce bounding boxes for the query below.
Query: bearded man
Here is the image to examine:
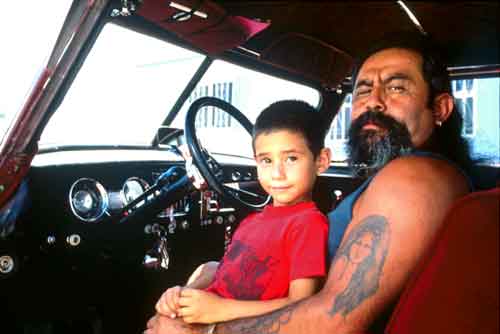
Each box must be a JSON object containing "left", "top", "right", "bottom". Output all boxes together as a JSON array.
[{"left": 145, "top": 31, "right": 471, "bottom": 334}]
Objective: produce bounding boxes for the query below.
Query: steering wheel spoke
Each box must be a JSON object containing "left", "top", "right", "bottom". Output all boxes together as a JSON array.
[{"left": 203, "top": 149, "right": 224, "bottom": 182}]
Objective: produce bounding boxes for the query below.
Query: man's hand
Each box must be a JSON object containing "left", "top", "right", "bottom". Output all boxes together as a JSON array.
[
  {"left": 178, "top": 288, "right": 225, "bottom": 324},
  {"left": 156, "top": 286, "right": 182, "bottom": 318},
  {"left": 144, "top": 314, "right": 207, "bottom": 334}
]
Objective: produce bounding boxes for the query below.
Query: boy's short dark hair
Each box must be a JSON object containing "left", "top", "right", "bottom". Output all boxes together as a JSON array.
[{"left": 252, "top": 100, "right": 326, "bottom": 157}]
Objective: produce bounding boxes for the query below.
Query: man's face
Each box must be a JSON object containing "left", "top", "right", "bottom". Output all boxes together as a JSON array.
[
  {"left": 348, "top": 48, "right": 436, "bottom": 170},
  {"left": 254, "top": 130, "right": 319, "bottom": 207}
]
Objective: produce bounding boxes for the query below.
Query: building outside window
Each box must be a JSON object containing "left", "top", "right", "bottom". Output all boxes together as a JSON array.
[
  {"left": 453, "top": 79, "right": 476, "bottom": 137},
  {"left": 329, "top": 94, "right": 351, "bottom": 140},
  {"left": 326, "top": 94, "right": 352, "bottom": 161},
  {"left": 188, "top": 82, "right": 234, "bottom": 129}
]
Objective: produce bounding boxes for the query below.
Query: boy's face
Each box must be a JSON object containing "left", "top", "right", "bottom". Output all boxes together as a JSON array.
[{"left": 254, "top": 129, "right": 330, "bottom": 207}]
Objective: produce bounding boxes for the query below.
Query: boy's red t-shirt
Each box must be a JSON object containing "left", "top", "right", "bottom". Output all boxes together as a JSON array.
[{"left": 205, "top": 201, "right": 328, "bottom": 300}]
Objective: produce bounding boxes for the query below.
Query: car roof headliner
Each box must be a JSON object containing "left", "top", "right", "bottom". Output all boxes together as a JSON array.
[{"left": 219, "top": 1, "right": 499, "bottom": 68}]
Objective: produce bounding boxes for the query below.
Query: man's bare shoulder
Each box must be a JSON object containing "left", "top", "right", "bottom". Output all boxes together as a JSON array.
[
  {"left": 369, "top": 155, "right": 469, "bottom": 200},
  {"left": 353, "top": 154, "right": 470, "bottom": 236}
]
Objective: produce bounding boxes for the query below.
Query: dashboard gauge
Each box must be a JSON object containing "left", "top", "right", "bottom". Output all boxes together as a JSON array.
[
  {"left": 121, "top": 177, "right": 150, "bottom": 206},
  {"left": 69, "top": 178, "right": 109, "bottom": 222}
]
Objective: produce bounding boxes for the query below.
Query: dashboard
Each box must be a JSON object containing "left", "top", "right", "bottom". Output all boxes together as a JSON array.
[
  {"left": 4, "top": 149, "right": 363, "bottom": 279},
  {"left": 5, "top": 148, "right": 363, "bottom": 274},
  {"left": 24, "top": 149, "right": 260, "bottom": 261}
]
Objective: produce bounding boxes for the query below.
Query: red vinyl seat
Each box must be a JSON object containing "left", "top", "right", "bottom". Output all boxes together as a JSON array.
[{"left": 385, "top": 187, "right": 499, "bottom": 334}]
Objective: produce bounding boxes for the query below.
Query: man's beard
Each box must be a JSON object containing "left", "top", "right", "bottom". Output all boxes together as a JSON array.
[{"left": 347, "top": 110, "right": 414, "bottom": 177}]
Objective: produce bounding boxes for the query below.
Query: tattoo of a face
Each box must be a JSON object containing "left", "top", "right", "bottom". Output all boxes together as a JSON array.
[
  {"left": 328, "top": 215, "right": 390, "bottom": 317},
  {"left": 217, "top": 303, "right": 297, "bottom": 334}
]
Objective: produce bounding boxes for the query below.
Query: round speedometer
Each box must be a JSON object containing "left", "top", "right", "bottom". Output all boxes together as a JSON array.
[
  {"left": 69, "top": 178, "right": 109, "bottom": 222},
  {"left": 121, "top": 177, "right": 150, "bottom": 206}
]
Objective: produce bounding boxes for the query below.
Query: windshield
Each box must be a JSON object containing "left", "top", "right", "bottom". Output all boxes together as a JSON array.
[
  {"left": 40, "top": 23, "right": 205, "bottom": 148},
  {"left": 39, "top": 22, "right": 320, "bottom": 159}
]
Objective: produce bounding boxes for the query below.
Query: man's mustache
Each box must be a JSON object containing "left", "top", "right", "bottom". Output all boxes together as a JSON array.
[{"left": 351, "top": 109, "right": 401, "bottom": 132}]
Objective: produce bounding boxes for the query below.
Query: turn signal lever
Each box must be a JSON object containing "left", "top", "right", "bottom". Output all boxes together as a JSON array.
[{"left": 119, "top": 166, "right": 193, "bottom": 224}]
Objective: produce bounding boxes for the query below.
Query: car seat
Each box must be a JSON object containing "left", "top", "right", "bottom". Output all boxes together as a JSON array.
[{"left": 384, "top": 187, "right": 499, "bottom": 334}]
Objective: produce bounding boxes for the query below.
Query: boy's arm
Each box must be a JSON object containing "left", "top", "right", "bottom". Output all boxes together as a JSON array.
[
  {"left": 178, "top": 277, "right": 321, "bottom": 324},
  {"left": 156, "top": 261, "right": 220, "bottom": 317},
  {"left": 185, "top": 261, "right": 219, "bottom": 289}
]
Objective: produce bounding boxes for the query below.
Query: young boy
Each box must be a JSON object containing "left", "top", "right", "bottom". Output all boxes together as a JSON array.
[{"left": 156, "top": 100, "right": 331, "bottom": 324}]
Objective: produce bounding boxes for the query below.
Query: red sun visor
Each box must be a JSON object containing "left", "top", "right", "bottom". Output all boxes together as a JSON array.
[{"left": 136, "top": 0, "right": 269, "bottom": 55}]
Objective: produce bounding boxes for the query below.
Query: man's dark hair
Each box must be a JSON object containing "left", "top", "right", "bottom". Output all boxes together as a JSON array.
[
  {"left": 351, "top": 31, "right": 472, "bottom": 171},
  {"left": 252, "top": 100, "right": 326, "bottom": 157}
]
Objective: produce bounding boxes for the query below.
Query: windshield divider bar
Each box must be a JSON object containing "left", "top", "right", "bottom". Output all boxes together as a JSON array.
[{"left": 152, "top": 56, "right": 213, "bottom": 146}]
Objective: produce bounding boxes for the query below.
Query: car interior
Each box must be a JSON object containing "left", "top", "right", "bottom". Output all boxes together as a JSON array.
[{"left": 0, "top": 1, "right": 498, "bottom": 333}]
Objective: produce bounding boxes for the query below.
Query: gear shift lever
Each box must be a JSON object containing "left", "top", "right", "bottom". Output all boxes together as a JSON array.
[{"left": 143, "top": 230, "right": 170, "bottom": 270}]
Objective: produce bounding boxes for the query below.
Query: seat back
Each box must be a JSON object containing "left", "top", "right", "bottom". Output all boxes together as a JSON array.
[{"left": 385, "top": 188, "right": 499, "bottom": 334}]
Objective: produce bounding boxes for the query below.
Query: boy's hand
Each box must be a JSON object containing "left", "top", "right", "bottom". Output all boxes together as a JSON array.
[
  {"left": 155, "top": 285, "right": 183, "bottom": 318},
  {"left": 178, "top": 288, "right": 225, "bottom": 324}
]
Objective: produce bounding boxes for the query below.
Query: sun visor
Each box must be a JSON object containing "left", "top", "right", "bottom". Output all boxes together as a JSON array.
[
  {"left": 136, "top": 0, "right": 269, "bottom": 55},
  {"left": 261, "top": 33, "right": 354, "bottom": 89}
]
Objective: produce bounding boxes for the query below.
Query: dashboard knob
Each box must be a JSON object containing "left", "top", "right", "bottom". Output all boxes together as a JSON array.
[
  {"left": 66, "top": 234, "right": 81, "bottom": 247},
  {"left": 168, "top": 221, "right": 177, "bottom": 234},
  {"left": 231, "top": 171, "right": 241, "bottom": 181},
  {"left": 152, "top": 223, "right": 161, "bottom": 234},
  {"left": 0, "top": 255, "right": 15, "bottom": 274}
]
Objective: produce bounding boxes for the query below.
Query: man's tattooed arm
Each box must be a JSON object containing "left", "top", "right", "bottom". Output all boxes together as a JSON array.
[
  {"left": 215, "top": 302, "right": 297, "bottom": 334},
  {"left": 328, "top": 215, "right": 390, "bottom": 317}
]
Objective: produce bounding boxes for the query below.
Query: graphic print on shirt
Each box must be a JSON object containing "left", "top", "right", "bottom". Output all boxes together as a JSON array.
[{"left": 220, "top": 239, "right": 279, "bottom": 300}]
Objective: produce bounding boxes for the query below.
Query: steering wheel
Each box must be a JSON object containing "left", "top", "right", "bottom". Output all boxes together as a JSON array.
[{"left": 185, "top": 97, "right": 270, "bottom": 211}]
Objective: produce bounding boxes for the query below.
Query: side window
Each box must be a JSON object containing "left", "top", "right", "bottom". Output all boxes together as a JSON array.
[
  {"left": 452, "top": 77, "right": 500, "bottom": 164},
  {"left": 329, "top": 94, "right": 352, "bottom": 140},
  {"left": 453, "top": 79, "right": 476, "bottom": 137},
  {"left": 326, "top": 94, "right": 352, "bottom": 162}
]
